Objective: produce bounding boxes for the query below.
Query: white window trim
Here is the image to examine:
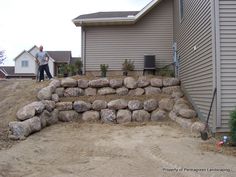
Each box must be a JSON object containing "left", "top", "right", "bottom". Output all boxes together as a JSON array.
[{"left": 21, "top": 60, "right": 29, "bottom": 68}]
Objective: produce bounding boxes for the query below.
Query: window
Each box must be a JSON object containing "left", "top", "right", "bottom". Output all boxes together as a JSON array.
[
  {"left": 179, "top": 0, "right": 184, "bottom": 22},
  {"left": 21, "top": 60, "right": 29, "bottom": 67}
]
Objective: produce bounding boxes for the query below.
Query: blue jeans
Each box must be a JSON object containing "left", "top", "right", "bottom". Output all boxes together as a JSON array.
[{"left": 39, "top": 64, "right": 52, "bottom": 80}]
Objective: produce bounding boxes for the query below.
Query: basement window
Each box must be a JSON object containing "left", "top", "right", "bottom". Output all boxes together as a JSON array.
[
  {"left": 21, "top": 60, "right": 29, "bottom": 67},
  {"left": 179, "top": 0, "right": 184, "bottom": 22}
]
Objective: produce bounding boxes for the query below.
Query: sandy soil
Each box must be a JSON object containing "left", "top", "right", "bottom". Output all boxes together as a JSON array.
[{"left": 0, "top": 79, "right": 236, "bottom": 177}]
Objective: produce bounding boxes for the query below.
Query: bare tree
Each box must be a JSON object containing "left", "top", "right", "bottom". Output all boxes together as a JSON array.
[{"left": 0, "top": 50, "right": 6, "bottom": 65}]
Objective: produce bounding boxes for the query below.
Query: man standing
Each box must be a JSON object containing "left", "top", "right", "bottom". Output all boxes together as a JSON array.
[{"left": 35, "top": 45, "right": 53, "bottom": 81}]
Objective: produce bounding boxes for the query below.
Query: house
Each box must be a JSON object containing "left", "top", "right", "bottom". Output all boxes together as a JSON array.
[{"left": 73, "top": 0, "right": 236, "bottom": 133}]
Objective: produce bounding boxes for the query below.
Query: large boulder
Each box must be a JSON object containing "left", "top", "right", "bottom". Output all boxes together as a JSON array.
[
  {"left": 117, "top": 110, "right": 132, "bottom": 124},
  {"left": 128, "top": 100, "right": 143, "bottom": 111},
  {"left": 28, "top": 101, "right": 45, "bottom": 114},
  {"left": 179, "top": 109, "right": 196, "bottom": 119},
  {"left": 49, "top": 79, "right": 61, "bottom": 88},
  {"left": 137, "top": 76, "right": 150, "bottom": 88},
  {"left": 61, "top": 78, "right": 78, "bottom": 87},
  {"left": 64, "top": 88, "right": 84, "bottom": 97},
  {"left": 92, "top": 100, "right": 107, "bottom": 111},
  {"left": 124, "top": 77, "right": 137, "bottom": 89},
  {"left": 163, "top": 78, "right": 180, "bottom": 87},
  {"left": 175, "top": 116, "right": 192, "bottom": 129},
  {"left": 175, "top": 98, "right": 188, "bottom": 105},
  {"left": 98, "top": 87, "right": 116, "bottom": 95},
  {"left": 191, "top": 122, "right": 205, "bottom": 133},
  {"left": 145, "top": 86, "right": 161, "bottom": 95},
  {"left": 162, "top": 86, "right": 181, "bottom": 95},
  {"left": 82, "top": 111, "right": 100, "bottom": 122},
  {"left": 172, "top": 91, "right": 184, "bottom": 100},
  {"left": 73, "top": 101, "right": 91, "bottom": 113},
  {"left": 144, "top": 99, "right": 158, "bottom": 112},
  {"left": 89, "top": 78, "right": 109, "bottom": 88},
  {"left": 116, "top": 87, "right": 129, "bottom": 96},
  {"left": 150, "top": 78, "right": 163, "bottom": 87},
  {"left": 128, "top": 88, "right": 145, "bottom": 96},
  {"left": 42, "top": 100, "right": 56, "bottom": 112},
  {"left": 100, "top": 109, "right": 116, "bottom": 124},
  {"left": 108, "top": 99, "right": 128, "bottom": 110},
  {"left": 159, "top": 98, "right": 174, "bottom": 112},
  {"left": 85, "top": 88, "right": 97, "bottom": 96},
  {"left": 110, "top": 79, "right": 123, "bottom": 88},
  {"left": 169, "top": 111, "right": 178, "bottom": 121},
  {"left": 55, "top": 88, "right": 64, "bottom": 97},
  {"left": 151, "top": 109, "right": 166, "bottom": 121},
  {"left": 39, "top": 110, "right": 51, "bottom": 128},
  {"left": 58, "top": 110, "right": 79, "bottom": 122},
  {"left": 52, "top": 94, "right": 60, "bottom": 102},
  {"left": 173, "top": 103, "right": 189, "bottom": 114},
  {"left": 9, "top": 117, "right": 41, "bottom": 140},
  {"left": 55, "top": 102, "right": 73, "bottom": 111},
  {"left": 132, "top": 110, "right": 150, "bottom": 122},
  {"left": 16, "top": 104, "right": 36, "bottom": 121},
  {"left": 78, "top": 79, "right": 89, "bottom": 88},
  {"left": 48, "top": 109, "right": 59, "bottom": 126},
  {"left": 37, "top": 86, "right": 52, "bottom": 100}
]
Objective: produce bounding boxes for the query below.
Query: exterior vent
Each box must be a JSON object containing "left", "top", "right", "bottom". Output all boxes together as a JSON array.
[{"left": 143, "top": 55, "right": 156, "bottom": 75}]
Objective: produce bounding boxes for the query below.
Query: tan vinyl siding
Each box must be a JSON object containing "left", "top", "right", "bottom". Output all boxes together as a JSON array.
[
  {"left": 84, "top": 0, "right": 173, "bottom": 71},
  {"left": 173, "top": 1, "right": 214, "bottom": 128},
  {"left": 219, "top": 0, "right": 236, "bottom": 132}
]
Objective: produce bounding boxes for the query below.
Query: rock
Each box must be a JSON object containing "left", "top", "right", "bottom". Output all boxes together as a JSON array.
[
  {"left": 92, "top": 100, "right": 107, "bottom": 111},
  {"left": 29, "top": 101, "right": 45, "bottom": 114},
  {"left": 110, "top": 79, "right": 123, "bottom": 88},
  {"left": 163, "top": 78, "right": 180, "bottom": 87},
  {"left": 179, "top": 109, "right": 196, "bottom": 119},
  {"left": 144, "top": 99, "right": 158, "bottom": 112},
  {"left": 16, "top": 104, "right": 36, "bottom": 121},
  {"left": 162, "top": 86, "right": 181, "bottom": 95},
  {"left": 82, "top": 111, "right": 100, "bottom": 122},
  {"left": 42, "top": 100, "right": 56, "bottom": 112},
  {"left": 175, "top": 117, "right": 192, "bottom": 129},
  {"left": 85, "top": 88, "right": 97, "bottom": 96},
  {"left": 128, "top": 100, "right": 143, "bottom": 111},
  {"left": 39, "top": 110, "right": 51, "bottom": 128},
  {"left": 173, "top": 103, "right": 189, "bottom": 114},
  {"left": 191, "top": 122, "right": 205, "bottom": 133},
  {"left": 100, "top": 109, "right": 116, "bottom": 124},
  {"left": 151, "top": 109, "right": 166, "bottom": 121},
  {"left": 49, "top": 79, "right": 61, "bottom": 88},
  {"left": 55, "top": 88, "right": 64, "bottom": 97},
  {"left": 128, "top": 88, "right": 145, "bottom": 96},
  {"left": 61, "top": 78, "right": 78, "bottom": 87},
  {"left": 117, "top": 110, "right": 132, "bottom": 124},
  {"left": 175, "top": 98, "right": 188, "bottom": 105},
  {"left": 58, "top": 110, "right": 79, "bottom": 122},
  {"left": 159, "top": 98, "right": 174, "bottom": 112},
  {"left": 172, "top": 91, "right": 184, "bottom": 99},
  {"left": 145, "top": 86, "right": 161, "bottom": 95},
  {"left": 150, "top": 78, "right": 163, "bottom": 87},
  {"left": 137, "top": 76, "right": 150, "bottom": 88},
  {"left": 64, "top": 88, "right": 84, "bottom": 97},
  {"left": 98, "top": 87, "right": 116, "bottom": 95},
  {"left": 89, "top": 78, "right": 109, "bottom": 88},
  {"left": 78, "top": 79, "right": 89, "bottom": 88},
  {"left": 48, "top": 109, "right": 59, "bottom": 125},
  {"left": 73, "top": 101, "right": 91, "bottom": 113},
  {"left": 55, "top": 102, "right": 73, "bottom": 111},
  {"left": 37, "top": 86, "right": 52, "bottom": 100},
  {"left": 52, "top": 94, "right": 60, "bottom": 102},
  {"left": 9, "top": 117, "right": 41, "bottom": 140},
  {"left": 116, "top": 87, "right": 129, "bottom": 96},
  {"left": 124, "top": 77, "right": 137, "bottom": 89},
  {"left": 169, "top": 111, "right": 178, "bottom": 121},
  {"left": 132, "top": 110, "right": 150, "bottom": 122},
  {"left": 108, "top": 99, "right": 128, "bottom": 110}
]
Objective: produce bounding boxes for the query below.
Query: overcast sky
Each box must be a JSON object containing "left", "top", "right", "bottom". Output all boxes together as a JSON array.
[{"left": 0, "top": 0, "right": 151, "bottom": 66}]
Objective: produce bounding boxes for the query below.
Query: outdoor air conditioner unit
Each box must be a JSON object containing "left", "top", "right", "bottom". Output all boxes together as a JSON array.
[{"left": 143, "top": 55, "right": 156, "bottom": 75}]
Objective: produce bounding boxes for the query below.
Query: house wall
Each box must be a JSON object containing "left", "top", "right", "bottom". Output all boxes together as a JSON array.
[
  {"left": 218, "top": 0, "right": 236, "bottom": 132},
  {"left": 29, "top": 47, "right": 39, "bottom": 57},
  {"left": 173, "top": 1, "right": 215, "bottom": 130},
  {"left": 84, "top": 0, "right": 174, "bottom": 71},
  {"left": 15, "top": 52, "right": 37, "bottom": 74}
]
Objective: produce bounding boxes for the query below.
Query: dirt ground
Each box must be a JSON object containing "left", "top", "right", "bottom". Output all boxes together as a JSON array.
[{"left": 0, "top": 79, "right": 236, "bottom": 177}]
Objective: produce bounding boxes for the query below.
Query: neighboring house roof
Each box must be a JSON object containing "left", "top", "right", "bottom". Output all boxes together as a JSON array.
[
  {"left": 13, "top": 50, "right": 37, "bottom": 62},
  {"left": 73, "top": 0, "right": 161, "bottom": 26},
  {"left": 47, "top": 51, "right": 72, "bottom": 63},
  {"left": 0, "top": 66, "right": 15, "bottom": 76}
]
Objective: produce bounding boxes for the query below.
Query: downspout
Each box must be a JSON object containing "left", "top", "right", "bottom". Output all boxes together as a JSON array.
[{"left": 81, "top": 25, "right": 86, "bottom": 75}]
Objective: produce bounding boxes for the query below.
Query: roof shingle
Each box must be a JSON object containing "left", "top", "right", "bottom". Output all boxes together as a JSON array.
[{"left": 47, "top": 51, "right": 71, "bottom": 63}]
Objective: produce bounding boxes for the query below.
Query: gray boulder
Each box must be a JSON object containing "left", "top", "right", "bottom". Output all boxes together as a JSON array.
[
  {"left": 151, "top": 109, "right": 166, "bottom": 121},
  {"left": 98, "top": 87, "right": 116, "bottom": 95},
  {"left": 55, "top": 88, "right": 64, "bottom": 97},
  {"left": 37, "top": 86, "right": 52, "bottom": 100},
  {"left": 117, "top": 110, "right": 132, "bottom": 124},
  {"left": 175, "top": 117, "right": 192, "bottom": 129},
  {"left": 58, "top": 110, "right": 79, "bottom": 122},
  {"left": 163, "top": 78, "right": 180, "bottom": 87},
  {"left": 169, "top": 111, "right": 178, "bottom": 121},
  {"left": 150, "top": 78, "right": 163, "bottom": 87},
  {"left": 64, "top": 88, "right": 84, "bottom": 97},
  {"left": 108, "top": 99, "right": 128, "bottom": 110},
  {"left": 52, "top": 94, "right": 60, "bottom": 102},
  {"left": 116, "top": 87, "right": 129, "bottom": 96},
  {"left": 29, "top": 101, "right": 45, "bottom": 114},
  {"left": 78, "top": 79, "right": 89, "bottom": 88},
  {"left": 92, "top": 100, "right": 107, "bottom": 111},
  {"left": 42, "top": 100, "right": 56, "bottom": 112},
  {"left": 16, "top": 104, "right": 36, "bottom": 121},
  {"left": 173, "top": 103, "right": 189, "bottom": 114},
  {"left": 124, "top": 77, "right": 137, "bottom": 89},
  {"left": 159, "top": 98, "right": 174, "bottom": 112},
  {"left": 132, "top": 110, "right": 150, "bottom": 122},
  {"left": 48, "top": 109, "right": 59, "bottom": 125},
  {"left": 89, "top": 78, "right": 109, "bottom": 88},
  {"left": 179, "top": 109, "right": 196, "bottom": 119},
  {"left": 175, "top": 98, "right": 188, "bottom": 105},
  {"left": 137, "top": 76, "right": 150, "bottom": 88},
  {"left": 145, "top": 86, "right": 161, "bottom": 95},
  {"left": 49, "top": 79, "right": 61, "bottom": 88},
  {"left": 85, "top": 88, "right": 97, "bottom": 96},
  {"left": 191, "top": 122, "right": 205, "bottom": 133},
  {"left": 144, "top": 99, "right": 158, "bottom": 112},
  {"left": 73, "top": 101, "right": 91, "bottom": 113},
  {"left": 172, "top": 91, "right": 184, "bottom": 99},
  {"left": 61, "top": 78, "right": 78, "bottom": 87},
  {"left": 162, "top": 86, "right": 181, "bottom": 95},
  {"left": 101, "top": 109, "right": 116, "bottom": 124},
  {"left": 129, "top": 88, "right": 145, "bottom": 96},
  {"left": 55, "top": 102, "right": 73, "bottom": 111},
  {"left": 128, "top": 100, "right": 143, "bottom": 110},
  {"left": 110, "top": 79, "right": 123, "bottom": 88},
  {"left": 82, "top": 111, "right": 100, "bottom": 122},
  {"left": 39, "top": 110, "right": 51, "bottom": 128}
]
